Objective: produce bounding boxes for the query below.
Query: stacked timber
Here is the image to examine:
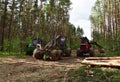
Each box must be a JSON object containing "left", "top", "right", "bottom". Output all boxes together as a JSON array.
[{"left": 82, "top": 57, "right": 120, "bottom": 68}]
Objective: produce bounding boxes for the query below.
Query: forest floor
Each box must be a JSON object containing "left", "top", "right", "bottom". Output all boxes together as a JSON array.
[{"left": 0, "top": 55, "right": 83, "bottom": 82}]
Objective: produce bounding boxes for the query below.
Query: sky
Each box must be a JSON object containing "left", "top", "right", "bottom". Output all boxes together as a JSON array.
[{"left": 69, "top": 0, "right": 96, "bottom": 40}]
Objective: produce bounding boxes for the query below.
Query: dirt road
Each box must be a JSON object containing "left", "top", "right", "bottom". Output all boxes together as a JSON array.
[{"left": 0, "top": 56, "right": 83, "bottom": 82}]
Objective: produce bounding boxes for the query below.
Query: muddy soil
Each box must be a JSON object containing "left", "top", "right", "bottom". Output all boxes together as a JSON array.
[{"left": 0, "top": 56, "right": 83, "bottom": 82}]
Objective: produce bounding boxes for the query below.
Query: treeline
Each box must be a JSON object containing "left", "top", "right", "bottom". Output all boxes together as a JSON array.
[
  {"left": 0, "top": 0, "right": 83, "bottom": 52},
  {"left": 90, "top": 0, "right": 120, "bottom": 53}
]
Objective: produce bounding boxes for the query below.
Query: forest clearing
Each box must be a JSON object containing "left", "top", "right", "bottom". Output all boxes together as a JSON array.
[
  {"left": 0, "top": 56, "right": 83, "bottom": 82},
  {"left": 0, "top": 0, "right": 120, "bottom": 82},
  {"left": 1, "top": 56, "right": 120, "bottom": 82}
]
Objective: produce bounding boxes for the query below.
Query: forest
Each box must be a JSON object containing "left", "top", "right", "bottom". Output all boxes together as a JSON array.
[
  {"left": 0, "top": 0, "right": 120, "bottom": 56},
  {"left": 0, "top": 0, "right": 120, "bottom": 81},
  {"left": 90, "top": 0, "right": 120, "bottom": 56},
  {"left": 0, "top": 0, "right": 83, "bottom": 54}
]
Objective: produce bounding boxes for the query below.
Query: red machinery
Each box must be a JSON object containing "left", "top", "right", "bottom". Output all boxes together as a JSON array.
[
  {"left": 77, "top": 37, "right": 104, "bottom": 57},
  {"left": 77, "top": 37, "right": 94, "bottom": 57}
]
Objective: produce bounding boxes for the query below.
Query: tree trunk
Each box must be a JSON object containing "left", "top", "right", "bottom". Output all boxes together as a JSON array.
[
  {"left": 1, "top": 0, "right": 8, "bottom": 51},
  {"left": 8, "top": 0, "right": 15, "bottom": 52}
]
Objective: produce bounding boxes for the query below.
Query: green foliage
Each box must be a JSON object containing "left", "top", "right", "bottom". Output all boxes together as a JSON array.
[
  {"left": 0, "top": 36, "right": 32, "bottom": 56},
  {"left": 70, "top": 42, "right": 79, "bottom": 49},
  {"left": 105, "top": 51, "right": 120, "bottom": 57},
  {"left": 43, "top": 51, "right": 50, "bottom": 61},
  {"left": 0, "top": 52, "right": 26, "bottom": 57},
  {"left": 66, "top": 66, "right": 120, "bottom": 82},
  {"left": 24, "top": 36, "right": 33, "bottom": 45},
  {"left": 3, "top": 37, "right": 21, "bottom": 52},
  {"left": 90, "top": 0, "right": 120, "bottom": 57},
  {"left": 92, "top": 30, "right": 120, "bottom": 56},
  {"left": 0, "top": 0, "right": 84, "bottom": 55},
  {"left": 76, "top": 26, "right": 84, "bottom": 36},
  {"left": 3, "top": 36, "right": 32, "bottom": 52}
]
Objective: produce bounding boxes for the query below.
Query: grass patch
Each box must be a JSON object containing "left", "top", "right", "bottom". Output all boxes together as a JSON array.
[
  {"left": 0, "top": 52, "right": 26, "bottom": 57},
  {"left": 66, "top": 66, "right": 120, "bottom": 82}
]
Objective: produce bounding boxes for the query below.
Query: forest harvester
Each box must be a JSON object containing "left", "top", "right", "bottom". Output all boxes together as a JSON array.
[
  {"left": 25, "top": 38, "right": 45, "bottom": 56},
  {"left": 25, "top": 35, "right": 71, "bottom": 61},
  {"left": 77, "top": 37, "right": 104, "bottom": 57}
]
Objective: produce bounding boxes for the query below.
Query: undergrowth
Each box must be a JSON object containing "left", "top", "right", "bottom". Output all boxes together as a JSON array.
[
  {"left": 66, "top": 66, "right": 120, "bottom": 82},
  {"left": 0, "top": 52, "right": 26, "bottom": 57}
]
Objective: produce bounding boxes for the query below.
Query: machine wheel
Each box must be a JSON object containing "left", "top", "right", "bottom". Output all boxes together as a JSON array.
[
  {"left": 77, "top": 48, "right": 83, "bottom": 57},
  {"left": 50, "top": 50, "right": 61, "bottom": 61},
  {"left": 65, "top": 48, "right": 71, "bottom": 57},
  {"left": 89, "top": 49, "right": 94, "bottom": 57},
  {"left": 33, "top": 50, "right": 44, "bottom": 59}
]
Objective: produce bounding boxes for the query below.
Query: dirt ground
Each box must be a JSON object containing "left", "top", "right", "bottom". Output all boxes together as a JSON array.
[{"left": 0, "top": 56, "right": 83, "bottom": 82}]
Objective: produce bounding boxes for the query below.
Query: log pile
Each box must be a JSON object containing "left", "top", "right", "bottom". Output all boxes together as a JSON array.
[{"left": 82, "top": 57, "right": 120, "bottom": 68}]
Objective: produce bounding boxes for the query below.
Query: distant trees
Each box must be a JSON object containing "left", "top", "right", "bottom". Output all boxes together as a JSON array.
[{"left": 90, "top": 0, "right": 120, "bottom": 51}]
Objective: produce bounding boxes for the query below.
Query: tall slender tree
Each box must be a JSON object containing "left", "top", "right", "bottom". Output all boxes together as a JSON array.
[
  {"left": 1, "top": 0, "right": 8, "bottom": 51},
  {"left": 90, "top": 0, "right": 120, "bottom": 51}
]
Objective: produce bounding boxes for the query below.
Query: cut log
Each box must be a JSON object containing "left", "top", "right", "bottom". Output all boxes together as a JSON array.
[
  {"left": 85, "top": 57, "right": 120, "bottom": 60},
  {"left": 82, "top": 57, "right": 120, "bottom": 68}
]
